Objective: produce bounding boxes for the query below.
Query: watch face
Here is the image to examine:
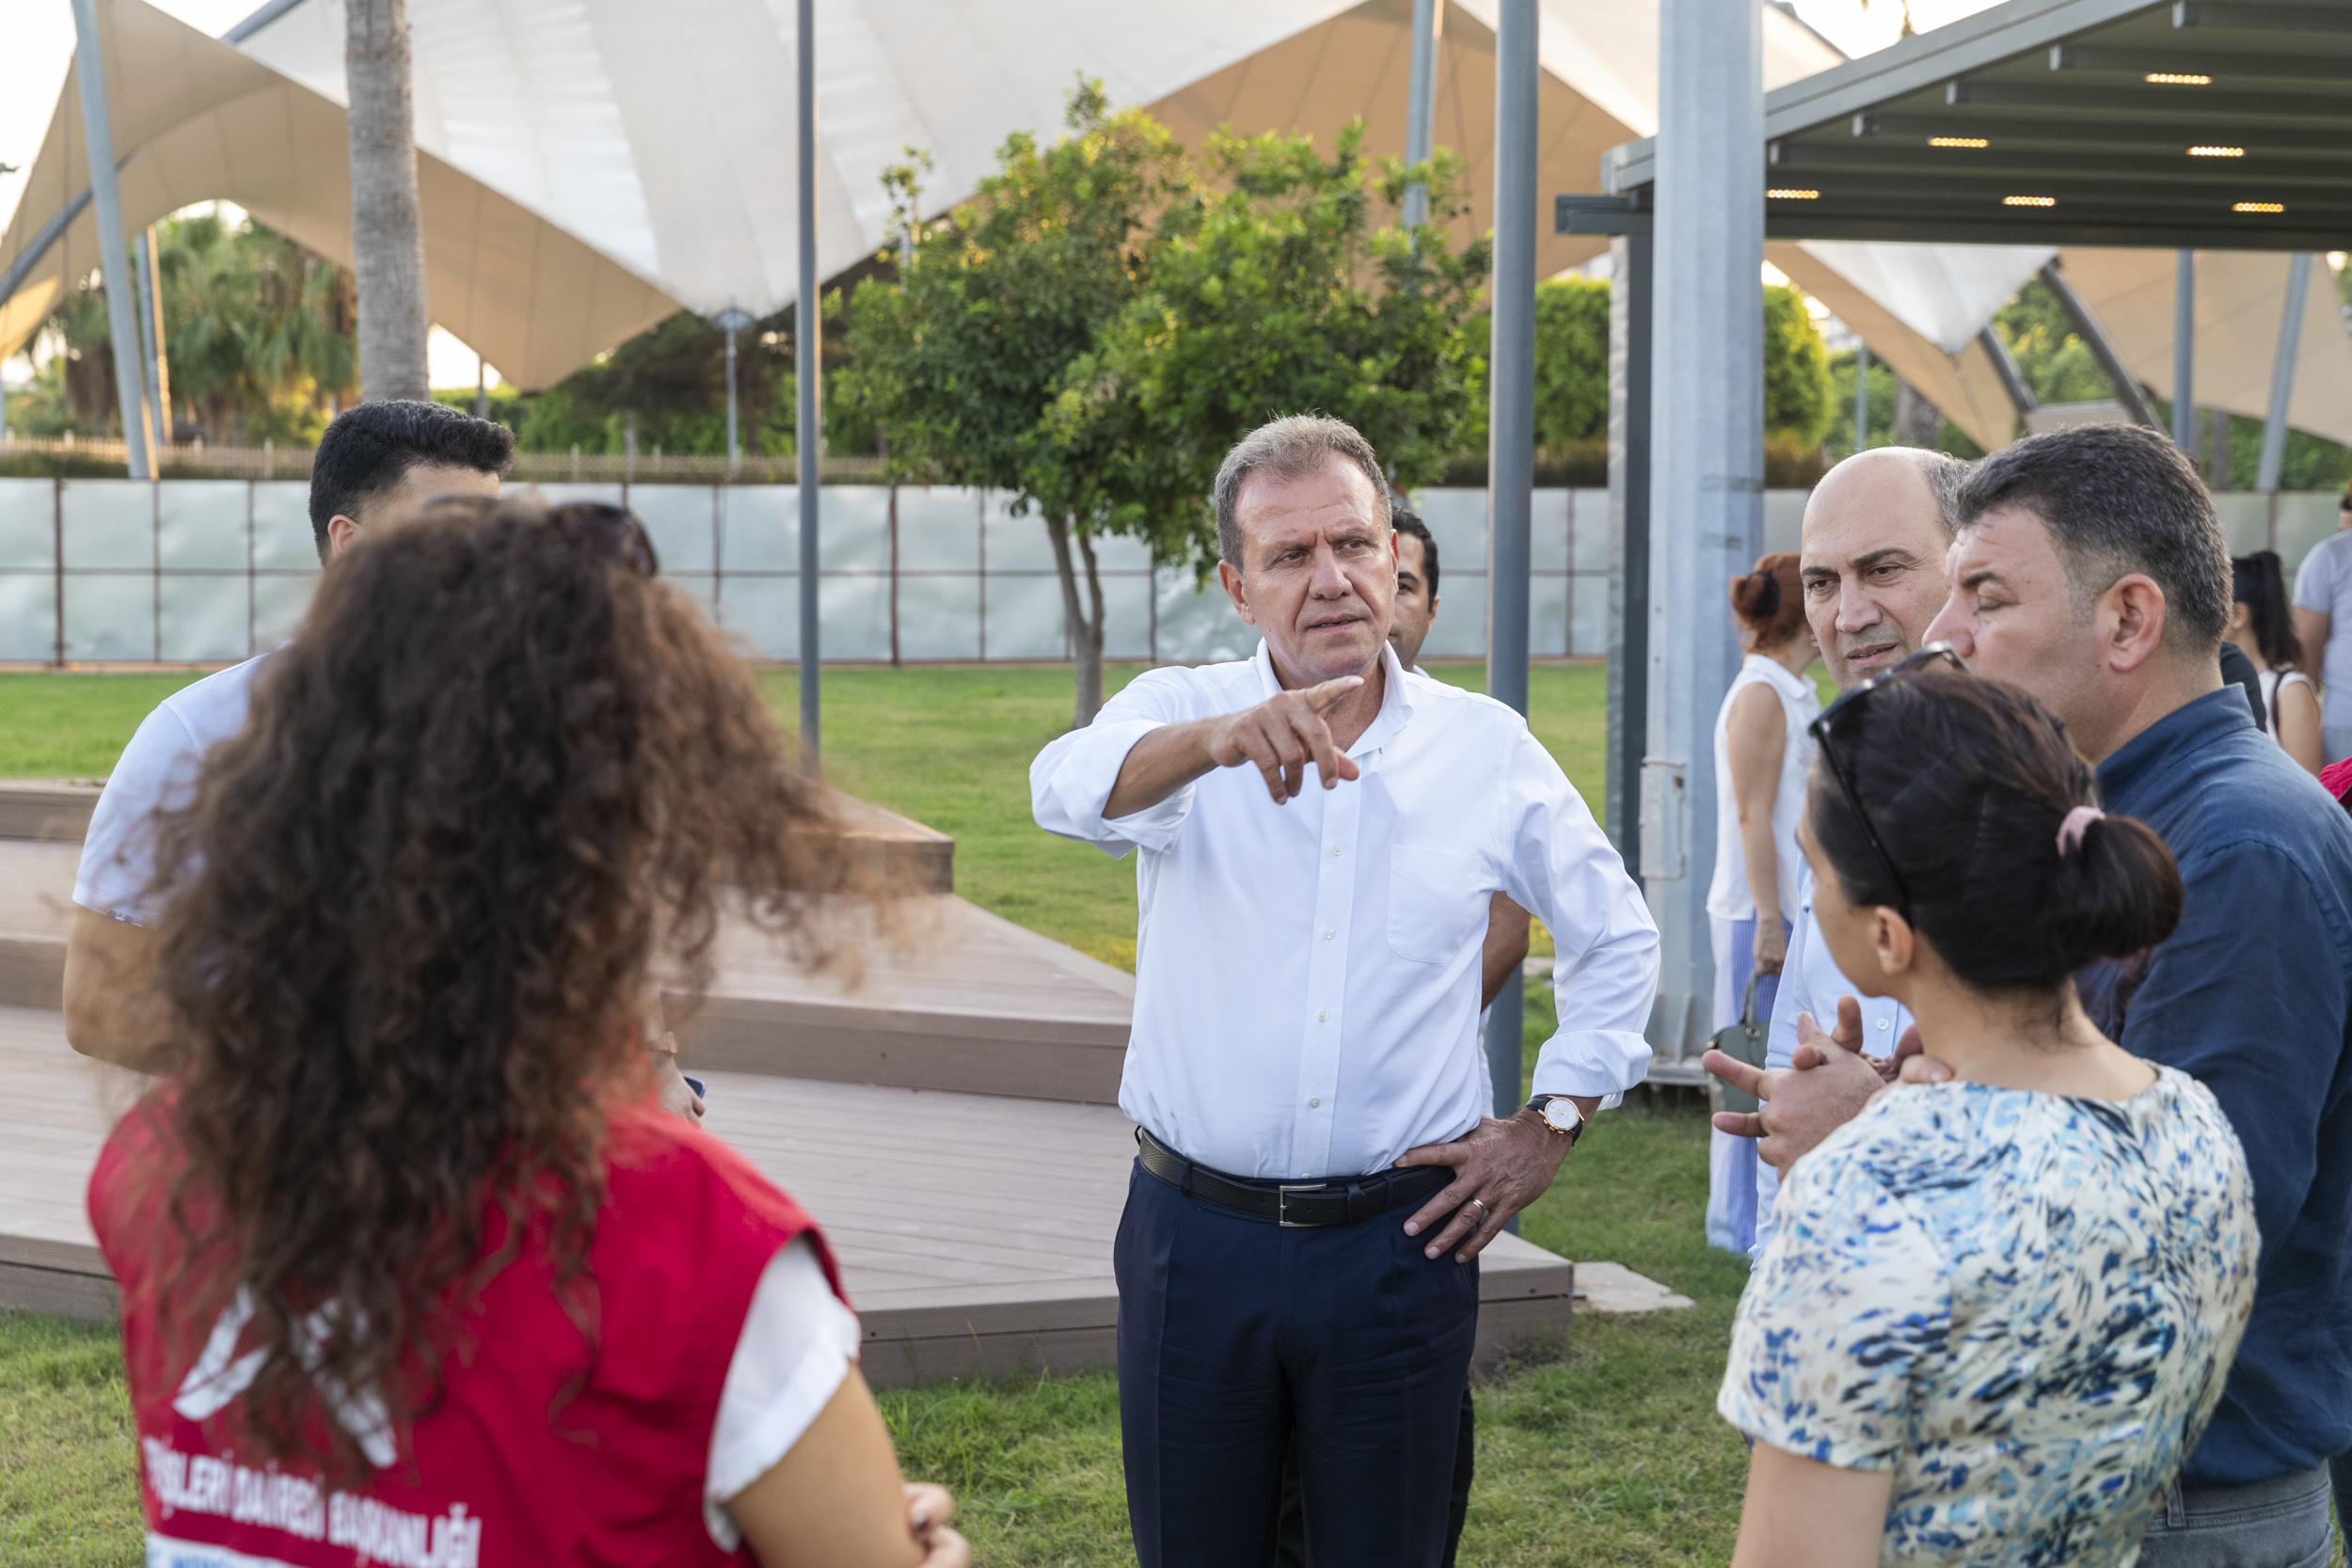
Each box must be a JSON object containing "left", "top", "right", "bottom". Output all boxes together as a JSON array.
[{"left": 1543, "top": 1099, "right": 1581, "bottom": 1133}]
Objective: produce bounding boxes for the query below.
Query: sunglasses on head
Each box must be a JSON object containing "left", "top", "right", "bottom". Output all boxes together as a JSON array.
[
  {"left": 1805, "top": 642, "right": 1966, "bottom": 916},
  {"left": 548, "top": 501, "right": 660, "bottom": 578}
]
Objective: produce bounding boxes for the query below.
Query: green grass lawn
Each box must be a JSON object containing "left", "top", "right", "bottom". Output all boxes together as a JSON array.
[{"left": 0, "top": 658, "right": 1749, "bottom": 1567}]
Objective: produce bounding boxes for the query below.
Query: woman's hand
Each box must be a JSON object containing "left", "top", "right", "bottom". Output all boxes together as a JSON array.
[
  {"left": 1753, "top": 918, "right": 1788, "bottom": 976},
  {"left": 906, "top": 1484, "right": 971, "bottom": 1568}
]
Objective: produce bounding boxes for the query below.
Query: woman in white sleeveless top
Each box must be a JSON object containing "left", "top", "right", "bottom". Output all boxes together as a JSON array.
[
  {"left": 2232, "top": 549, "right": 2324, "bottom": 777},
  {"left": 1703, "top": 552, "right": 1820, "bottom": 1254}
]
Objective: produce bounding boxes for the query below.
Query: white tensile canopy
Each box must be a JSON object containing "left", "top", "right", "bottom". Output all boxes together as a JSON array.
[{"left": 4, "top": 0, "right": 2340, "bottom": 450}]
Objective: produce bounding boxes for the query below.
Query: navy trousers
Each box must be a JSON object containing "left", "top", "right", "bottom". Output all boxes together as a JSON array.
[{"left": 1114, "top": 1158, "right": 1481, "bottom": 1568}]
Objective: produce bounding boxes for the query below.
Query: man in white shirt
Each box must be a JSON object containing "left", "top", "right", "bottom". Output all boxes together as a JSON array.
[
  {"left": 2290, "top": 488, "right": 2352, "bottom": 763},
  {"left": 1031, "top": 415, "right": 1658, "bottom": 1567},
  {"left": 1702, "top": 446, "right": 1963, "bottom": 1246},
  {"left": 65, "top": 401, "right": 513, "bottom": 1070}
]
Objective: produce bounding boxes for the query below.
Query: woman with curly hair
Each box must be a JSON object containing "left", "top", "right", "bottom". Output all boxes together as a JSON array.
[{"left": 90, "top": 497, "right": 966, "bottom": 1567}]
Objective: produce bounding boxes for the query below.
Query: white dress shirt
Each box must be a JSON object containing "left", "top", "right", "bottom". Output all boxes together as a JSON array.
[
  {"left": 1750, "top": 872, "right": 1914, "bottom": 1256},
  {"left": 1031, "top": 641, "right": 1659, "bottom": 1180}
]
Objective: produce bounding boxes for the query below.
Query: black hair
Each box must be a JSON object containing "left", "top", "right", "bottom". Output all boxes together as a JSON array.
[
  {"left": 1810, "top": 667, "right": 2182, "bottom": 992},
  {"left": 1391, "top": 497, "right": 1438, "bottom": 603},
  {"left": 2231, "top": 550, "right": 2304, "bottom": 672},
  {"left": 1954, "top": 423, "right": 2230, "bottom": 653},
  {"left": 309, "top": 401, "right": 516, "bottom": 562}
]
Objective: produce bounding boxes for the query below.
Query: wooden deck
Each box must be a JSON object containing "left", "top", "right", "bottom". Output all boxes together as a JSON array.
[{"left": 0, "top": 781, "right": 1683, "bottom": 1387}]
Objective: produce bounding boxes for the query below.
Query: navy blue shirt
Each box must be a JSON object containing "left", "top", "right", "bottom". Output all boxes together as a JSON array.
[{"left": 2079, "top": 686, "right": 2352, "bottom": 1488}]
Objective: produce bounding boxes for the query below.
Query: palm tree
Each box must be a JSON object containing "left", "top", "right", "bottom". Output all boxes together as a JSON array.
[{"left": 344, "top": 0, "right": 430, "bottom": 402}]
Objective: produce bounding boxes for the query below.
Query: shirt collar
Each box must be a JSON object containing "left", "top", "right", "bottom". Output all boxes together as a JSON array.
[
  {"left": 2096, "top": 684, "right": 2258, "bottom": 806},
  {"left": 1248, "top": 639, "right": 1415, "bottom": 757}
]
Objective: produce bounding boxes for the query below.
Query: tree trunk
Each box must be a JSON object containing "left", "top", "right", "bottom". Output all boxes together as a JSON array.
[
  {"left": 1045, "top": 514, "right": 1107, "bottom": 727},
  {"left": 345, "top": 0, "right": 431, "bottom": 403},
  {"left": 1892, "top": 377, "right": 1943, "bottom": 450}
]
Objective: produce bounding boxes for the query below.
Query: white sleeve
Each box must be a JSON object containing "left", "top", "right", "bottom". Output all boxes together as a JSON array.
[
  {"left": 703, "top": 1236, "right": 865, "bottom": 1551},
  {"left": 73, "top": 701, "right": 204, "bottom": 926},
  {"left": 1498, "top": 728, "right": 1661, "bottom": 1103},
  {"left": 1028, "top": 669, "right": 1202, "bottom": 858}
]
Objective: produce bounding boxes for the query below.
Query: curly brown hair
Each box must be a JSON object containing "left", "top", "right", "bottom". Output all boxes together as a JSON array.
[{"left": 147, "top": 495, "right": 862, "bottom": 1474}]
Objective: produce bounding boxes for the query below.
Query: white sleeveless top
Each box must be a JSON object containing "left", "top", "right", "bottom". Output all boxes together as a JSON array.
[
  {"left": 2259, "top": 667, "right": 2314, "bottom": 742},
  {"left": 1707, "top": 654, "right": 1821, "bottom": 924}
]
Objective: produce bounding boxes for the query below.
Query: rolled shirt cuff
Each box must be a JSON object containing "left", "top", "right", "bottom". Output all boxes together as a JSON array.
[{"left": 1529, "top": 1028, "right": 1654, "bottom": 1103}]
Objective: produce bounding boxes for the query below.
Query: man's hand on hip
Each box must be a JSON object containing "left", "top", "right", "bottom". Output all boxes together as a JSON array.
[
  {"left": 1703, "top": 996, "right": 1885, "bottom": 1172},
  {"left": 1394, "top": 1099, "right": 1594, "bottom": 1262},
  {"left": 1104, "top": 675, "right": 1365, "bottom": 817}
]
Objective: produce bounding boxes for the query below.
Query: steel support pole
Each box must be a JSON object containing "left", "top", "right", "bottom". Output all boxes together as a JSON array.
[
  {"left": 1606, "top": 231, "right": 1652, "bottom": 876},
  {"left": 1852, "top": 340, "right": 1868, "bottom": 452},
  {"left": 2257, "top": 253, "right": 2311, "bottom": 494},
  {"left": 135, "top": 228, "right": 168, "bottom": 457},
  {"left": 724, "top": 324, "right": 741, "bottom": 477},
  {"left": 2172, "top": 250, "right": 2196, "bottom": 454},
  {"left": 1483, "top": 0, "right": 1537, "bottom": 1140},
  {"left": 1402, "top": 0, "right": 1442, "bottom": 230},
  {"left": 1648, "top": 0, "right": 1764, "bottom": 1063},
  {"left": 69, "top": 0, "right": 151, "bottom": 481},
  {"left": 796, "top": 0, "right": 822, "bottom": 765}
]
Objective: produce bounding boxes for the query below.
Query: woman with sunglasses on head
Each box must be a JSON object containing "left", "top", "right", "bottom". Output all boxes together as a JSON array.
[
  {"left": 1722, "top": 656, "right": 2257, "bottom": 1568},
  {"left": 90, "top": 497, "right": 967, "bottom": 1568}
]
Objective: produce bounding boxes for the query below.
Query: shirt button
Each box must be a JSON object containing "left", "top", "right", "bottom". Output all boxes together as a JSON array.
[
  {"left": 1318, "top": 1010, "right": 1328, "bottom": 1022},
  {"left": 1876, "top": 1018, "right": 1890, "bottom": 1031},
  {"left": 1324, "top": 929, "right": 1335, "bottom": 941},
  {"left": 1332, "top": 845, "right": 1343, "bottom": 855},
  {"left": 1309, "top": 1098, "right": 1321, "bottom": 1108}
]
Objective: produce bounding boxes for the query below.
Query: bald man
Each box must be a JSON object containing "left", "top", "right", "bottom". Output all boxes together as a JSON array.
[{"left": 1704, "top": 447, "right": 1968, "bottom": 1250}]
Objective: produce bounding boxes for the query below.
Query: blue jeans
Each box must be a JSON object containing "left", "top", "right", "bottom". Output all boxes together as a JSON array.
[
  {"left": 1707, "top": 915, "right": 1783, "bottom": 1254},
  {"left": 1115, "top": 1158, "right": 1480, "bottom": 1568},
  {"left": 2137, "top": 1465, "right": 2334, "bottom": 1568}
]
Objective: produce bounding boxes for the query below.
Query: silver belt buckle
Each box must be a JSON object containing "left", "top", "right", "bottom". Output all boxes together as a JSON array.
[{"left": 1278, "top": 1182, "right": 1325, "bottom": 1228}]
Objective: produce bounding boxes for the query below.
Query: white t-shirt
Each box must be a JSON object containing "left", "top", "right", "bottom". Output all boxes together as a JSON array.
[
  {"left": 74, "top": 654, "right": 272, "bottom": 925},
  {"left": 705, "top": 1236, "right": 864, "bottom": 1547},
  {"left": 2292, "top": 531, "right": 2352, "bottom": 727},
  {"left": 1705, "top": 654, "right": 1821, "bottom": 924},
  {"left": 2259, "top": 667, "right": 2316, "bottom": 742}
]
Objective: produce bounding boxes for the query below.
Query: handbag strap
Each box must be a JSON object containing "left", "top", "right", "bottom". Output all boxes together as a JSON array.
[{"left": 1740, "top": 969, "right": 1762, "bottom": 1028}]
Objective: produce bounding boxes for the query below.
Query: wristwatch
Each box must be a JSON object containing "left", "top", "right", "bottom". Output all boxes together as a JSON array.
[{"left": 1525, "top": 1094, "right": 1584, "bottom": 1144}]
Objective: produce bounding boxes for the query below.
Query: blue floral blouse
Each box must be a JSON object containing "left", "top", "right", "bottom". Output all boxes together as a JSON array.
[{"left": 1719, "top": 1066, "right": 2259, "bottom": 1565}]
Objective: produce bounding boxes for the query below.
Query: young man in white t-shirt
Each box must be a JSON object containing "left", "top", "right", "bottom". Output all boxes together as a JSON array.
[{"left": 64, "top": 401, "right": 512, "bottom": 1070}]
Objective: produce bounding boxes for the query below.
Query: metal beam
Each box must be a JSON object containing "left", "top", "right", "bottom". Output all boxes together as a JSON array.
[
  {"left": 2172, "top": 250, "right": 2197, "bottom": 451},
  {"left": 1945, "top": 79, "right": 2352, "bottom": 125},
  {"left": 1402, "top": 0, "right": 1442, "bottom": 230},
  {"left": 69, "top": 0, "right": 151, "bottom": 481},
  {"left": 1486, "top": 0, "right": 1537, "bottom": 1131},
  {"left": 2038, "top": 259, "right": 2161, "bottom": 427},
  {"left": 134, "top": 226, "right": 167, "bottom": 458},
  {"left": 1606, "top": 231, "right": 1652, "bottom": 879},
  {"left": 1848, "top": 112, "right": 2352, "bottom": 155},
  {"left": 796, "top": 0, "right": 822, "bottom": 765},
  {"left": 2256, "top": 251, "right": 2311, "bottom": 490},
  {"left": 0, "top": 189, "right": 95, "bottom": 309},
  {"left": 1772, "top": 150, "right": 2352, "bottom": 188},
  {"left": 2172, "top": 1, "right": 2352, "bottom": 32},
  {"left": 2050, "top": 42, "right": 2352, "bottom": 83},
  {"left": 1757, "top": 211, "right": 2352, "bottom": 247},
  {"left": 1979, "top": 325, "right": 2037, "bottom": 420},
  {"left": 1647, "top": 0, "right": 1763, "bottom": 1066}
]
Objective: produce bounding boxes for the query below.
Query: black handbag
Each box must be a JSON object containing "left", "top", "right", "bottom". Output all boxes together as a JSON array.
[{"left": 1707, "top": 973, "right": 1770, "bottom": 1116}]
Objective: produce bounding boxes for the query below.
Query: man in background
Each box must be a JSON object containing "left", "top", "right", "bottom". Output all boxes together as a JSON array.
[
  {"left": 65, "top": 402, "right": 516, "bottom": 1066},
  {"left": 2291, "top": 486, "right": 2352, "bottom": 762}
]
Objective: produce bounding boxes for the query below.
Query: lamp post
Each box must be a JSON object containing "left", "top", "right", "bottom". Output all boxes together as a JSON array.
[{"left": 714, "top": 307, "right": 754, "bottom": 480}]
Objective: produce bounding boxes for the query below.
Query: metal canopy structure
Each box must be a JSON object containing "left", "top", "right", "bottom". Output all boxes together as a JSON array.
[{"left": 1603, "top": 0, "right": 2352, "bottom": 252}]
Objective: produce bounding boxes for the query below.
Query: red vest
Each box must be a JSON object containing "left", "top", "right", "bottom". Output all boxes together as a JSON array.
[{"left": 91, "top": 1096, "right": 842, "bottom": 1568}]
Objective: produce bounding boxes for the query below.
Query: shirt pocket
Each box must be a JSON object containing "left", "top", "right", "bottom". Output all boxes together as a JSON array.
[{"left": 1387, "top": 845, "right": 1489, "bottom": 966}]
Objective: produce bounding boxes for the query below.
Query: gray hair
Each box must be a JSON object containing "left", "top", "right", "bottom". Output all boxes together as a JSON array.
[
  {"left": 1915, "top": 450, "right": 1971, "bottom": 540},
  {"left": 1213, "top": 415, "right": 1392, "bottom": 569}
]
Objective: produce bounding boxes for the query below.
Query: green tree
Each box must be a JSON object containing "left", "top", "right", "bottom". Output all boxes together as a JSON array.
[
  {"left": 1761, "top": 284, "right": 1834, "bottom": 449},
  {"left": 837, "top": 82, "right": 1186, "bottom": 724},
  {"left": 1532, "top": 277, "right": 1611, "bottom": 450}
]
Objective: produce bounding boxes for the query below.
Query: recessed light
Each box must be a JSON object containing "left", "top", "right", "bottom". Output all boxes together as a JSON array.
[
  {"left": 1929, "top": 136, "right": 1990, "bottom": 149},
  {"left": 2188, "top": 146, "right": 2246, "bottom": 157},
  {"left": 1766, "top": 188, "right": 1820, "bottom": 199},
  {"left": 2003, "top": 195, "right": 2057, "bottom": 207},
  {"left": 2146, "top": 72, "right": 2212, "bottom": 85},
  {"left": 2233, "top": 201, "right": 2285, "bottom": 214}
]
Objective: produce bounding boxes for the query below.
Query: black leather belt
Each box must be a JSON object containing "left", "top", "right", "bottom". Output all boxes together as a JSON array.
[{"left": 1136, "top": 1128, "right": 1450, "bottom": 1228}]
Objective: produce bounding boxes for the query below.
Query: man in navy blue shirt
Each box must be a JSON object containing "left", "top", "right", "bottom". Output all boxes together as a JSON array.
[{"left": 1911, "top": 424, "right": 2352, "bottom": 1565}]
